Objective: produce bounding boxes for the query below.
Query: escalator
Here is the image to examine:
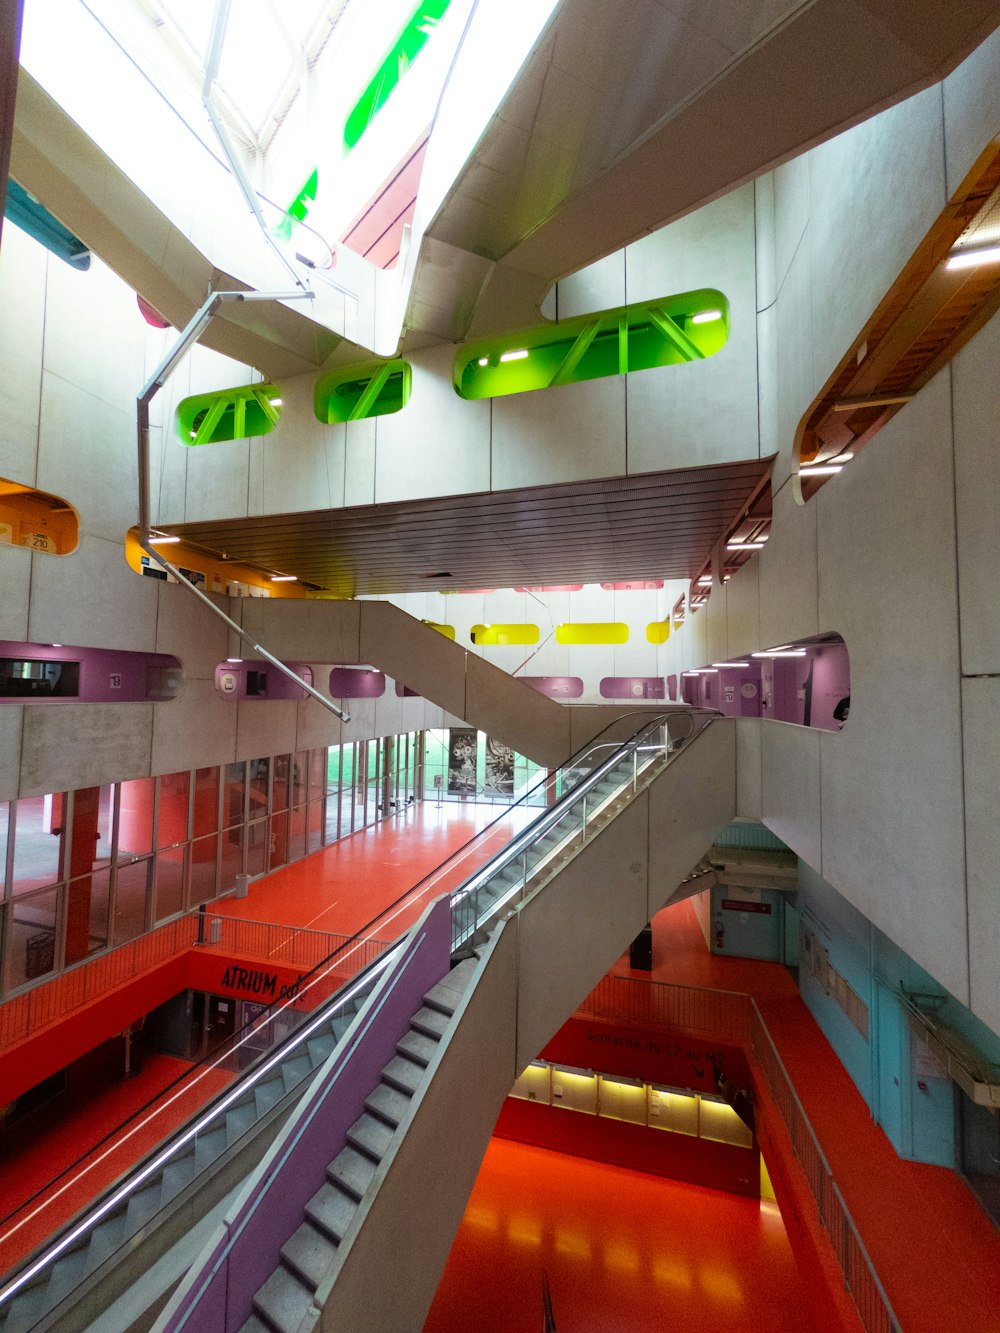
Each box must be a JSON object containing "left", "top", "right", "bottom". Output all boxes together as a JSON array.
[{"left": 0, "top": 708, "right": 735, "bottom": 1332}]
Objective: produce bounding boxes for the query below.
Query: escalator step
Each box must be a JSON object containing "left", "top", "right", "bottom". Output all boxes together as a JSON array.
[
  {"left": 280, "top": 1219, "right": 338, "bottom": 1291},
  {"left": 160, "top": 1152, "right": 197, "bottom": 1202},
  {"left": 255, "top": 1077, "right": 285, "bottom": 1119},
  {"left": 124, "top": 1179, "right": 164, "bottom": 1233},
  {"left": 306, "top": 1033, "right": 337, "bottom": 1067},
  {"left": 346, "top": 1111, "right": 394, "bottom": 1162},
  {"left": 305, "top": 1181, "right": 356, "bottom": 1244},
  {"left": 253, "top": 1262, "right": 315, "bottom": 1333},
  {"left": 327, "top": 1145, "right": 377, "bottom": 1201},
  {"left": 86, "top": 1212, "right": 129, "bottom": 1268},
  {"left": 193, "top": 1124, "right": 228, "bottom": 1171},
  {"left": 226, "top": 1101, "right": 257, "bottom": 1146},
  {"left": 280, "top": 1054, "right": 313, "bottom": 1094}
]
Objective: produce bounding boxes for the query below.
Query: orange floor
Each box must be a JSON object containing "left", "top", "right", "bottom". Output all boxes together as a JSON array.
[
  {"left": 612, "top": 902, "right": 1000, "bottom": 1333},
  {"left": 0, "top": 1049, "right": 232, "bottom": 1272},
  {"left": 424, "top": 1138, "right": 809, "bottom": 1332}
]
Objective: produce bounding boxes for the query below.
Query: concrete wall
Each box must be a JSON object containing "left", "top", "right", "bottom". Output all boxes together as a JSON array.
[{"left": 655, "top": 42, "right": 1000, "bottom": 1035}]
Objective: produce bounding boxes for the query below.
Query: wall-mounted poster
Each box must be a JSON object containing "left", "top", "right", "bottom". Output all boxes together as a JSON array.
[
  {"left": 485, "top": 736, "right": 514, "bottom": 797},
  {"left": 447, "top": 728, "right": 478, "bottom": 795}
]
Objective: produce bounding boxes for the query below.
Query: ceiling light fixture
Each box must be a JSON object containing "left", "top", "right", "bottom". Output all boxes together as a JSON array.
[
  {"left": 697, "top": 577, "right": 713, "bottom": 586},
  {"left": 269, "top": 397, "right": 283, "bottom": 407},
  {"left": 270, "top": 574, "right": 297, "bottom": 582},
  {"left": 499, "top": 349, "right": 529, "bottom": 362},
  {"left": 726, "top": 541, "right": 765, "bottom": 550},
  {"left": 149, "top": 533, "right": 181, "bottom": 544},
  {"left": 946, "top": 244, "right": 1000, "bottom": 270},
  {"left": 752, "top": 649, "right": 808, "bottom": 658},
  {"left": 477, "top": 356, "right": 489, "bottom": 367},
  {"left": 692, "top": 309, "right": 722, "bottom": 324},
  {"left": 799, "top": 465, "right": 843, "bottom": 476},
  {"left": 712, "top": 661, "right": 750, "bottom": 668}
]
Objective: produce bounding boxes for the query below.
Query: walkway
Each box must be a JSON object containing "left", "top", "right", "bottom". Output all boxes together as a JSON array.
[{"left": 610, "top": 900, "right": 1000, "bottom": 1333}]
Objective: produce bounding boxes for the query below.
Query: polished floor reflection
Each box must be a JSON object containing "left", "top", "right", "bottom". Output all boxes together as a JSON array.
[{"left": 425, "top": 1138, "right": 808, "bottom": 1332}]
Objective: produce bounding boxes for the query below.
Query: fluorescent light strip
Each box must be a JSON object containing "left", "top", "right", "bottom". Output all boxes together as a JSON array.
[
  {"left": 270, "top": 575, "right": 297, "bottom": 582},
  {"left": 726, "top": 541, "right": 765, "bottom": 550},
  {"left": 712, "top": 661, "right": 750, "bottom": 668},
  {"left": 149, "top": 534, "right": 181, "bottom": 544},
  {"left": 0, "top": 955, "right": 395, "bottom": 1303},
  {"left": 752, "top": 649, "right": 807, "bottom": 657},
  {"left": 691, "top": 309, "right": 722, "bottom": 324},
  {"left": 499, "top": 348, "right": 529, "bottom": 362},
  {"left": 945, "top": 244, "right": 1000, "bottom": 270},
  {"left": 799, "top": 465, "right": 843, "bottom": 476}
]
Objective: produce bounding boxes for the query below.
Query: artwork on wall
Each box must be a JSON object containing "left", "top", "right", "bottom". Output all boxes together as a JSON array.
[
  {"left": 484, "top": 737, "right": 515, "bottom": 797},
  {"left": 447, "top": 728, "right": 478, "bottom": 795}
]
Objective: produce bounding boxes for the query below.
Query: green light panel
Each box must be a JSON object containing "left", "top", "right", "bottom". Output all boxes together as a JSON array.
[
  {"left": 454, "top": 290, "right": 730, "bottom": 401},
  {"left": 176, "top": 384, "right": 281, "bottom": 446},
  {"left": 315, "top": 359, "right": 411, "bottom": 424},
  {"left": 344, "top": 0, "right": 453, "bottom": 151}
]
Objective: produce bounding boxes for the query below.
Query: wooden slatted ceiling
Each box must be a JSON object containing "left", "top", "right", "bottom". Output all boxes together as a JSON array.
[{"left": 168, "top": 460, "right": 771, "bottom": 598}]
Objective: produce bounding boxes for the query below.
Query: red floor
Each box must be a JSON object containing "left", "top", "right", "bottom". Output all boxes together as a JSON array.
[
  {"left": 425, "top": 1138, "right": 810, "bottom": 1333},
  {"left": 213, "top": 802, "right": 535, "bottom": 941},
  {"left": 0, "top": 1049, "right": 231, "bottom": 1271}
]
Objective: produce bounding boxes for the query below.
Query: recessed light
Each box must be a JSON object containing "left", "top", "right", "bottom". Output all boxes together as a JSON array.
[{"left": 477, "top": 357, "right": 489, "bottom": 367}]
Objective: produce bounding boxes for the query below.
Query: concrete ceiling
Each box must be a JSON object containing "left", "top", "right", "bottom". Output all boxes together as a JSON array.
[
  {"left": 163, "top": 459, "right": 772, "bottom": 598},
  {"left": 11, "top": 0, "right": 1000, "bottom": 368}
]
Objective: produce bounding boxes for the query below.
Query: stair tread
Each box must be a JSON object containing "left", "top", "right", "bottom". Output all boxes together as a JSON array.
[
  {"left": 253, "top": 1263, "right": 315, "bottom": 1333},
  {"left": 381, "top": 1054, "right": 424, "bottom": 1094},
  {"left": 327, "top": 1144, "right": 378, "bottom": 1200},
  {"left": 396, "top": 1028, "right": 439, "bottom": 1066},
  {"left": 366, "top": 1081, "right": 412, "bottom": 1127},
  {"left": 280, "top": 1220, "right": 338, "bottom": 1291},
  {"left": 305, "top": 1181, "right": 357, "bottom": 1243},
  {"left": 347, "top": 1111, "right": 395, "bottom": 1161},
  {"left": 411, "top": 1005, "right": 449, "bottom": 1039},
  {"left": 423, "top": 958, "right": 477, "bottom": 1014}
]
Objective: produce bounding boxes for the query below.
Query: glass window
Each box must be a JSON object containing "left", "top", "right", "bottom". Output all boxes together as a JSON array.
[
  {"left": 113, "top": 859, "right": 151, "bottom": 946},
  {"left": 291, "top": 751, "right": 309, "bottom": 807},
  {"left": 0, "top": 801, "right": 8, "bottom": 885},
  {"left": 286, "top": 808, "right": 307, "bottom": 863},
  {"left": 269, "top": 810, "right": 288, "bottom": 871},
  {"left": 306, "top": 803, "right": 325, "bottom": 854},
  {"left": 192, "top": 767, "right": 219, "bottom": 837},
  {"left": 245, "top": 820, "right": 268, "bottom": 876},
  {"left": 219, "top": 830, "right": 242, "bottom": 892},
  {"left": 118, "top": 777, "right": 155, "bottom": 859},
  {"left": 158, "top": 770, "right": 192, "bottom": 846},
  {"left": 190, "top": 834, "right": 220, "bottom": 905},
  {"left": 272, "top": 755, "right": 291, "bottom": 812},
  {"left": 155, "top": 848, "right": 186, "bottom": 921},
  {"left": 7, "top": 886, "right": 59, "bottom": 989},
  {"left": 224, "top": 762, "right": 246, "bottom": 829},
  {"left": 248, "top": 757, "right": 270, "bottom": 812},
  {"left": 11, "top": 794, "right": 64, "bottom": 894}
]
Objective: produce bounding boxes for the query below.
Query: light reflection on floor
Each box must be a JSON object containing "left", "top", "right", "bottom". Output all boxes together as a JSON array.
[{"left": 424, "top": 1138, "right": 811, "bottom": 1333}]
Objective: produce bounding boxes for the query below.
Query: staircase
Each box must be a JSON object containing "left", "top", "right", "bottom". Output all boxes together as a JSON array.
[{"left": 245, "top": 958, "right": 479, "bottom": 1333}]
